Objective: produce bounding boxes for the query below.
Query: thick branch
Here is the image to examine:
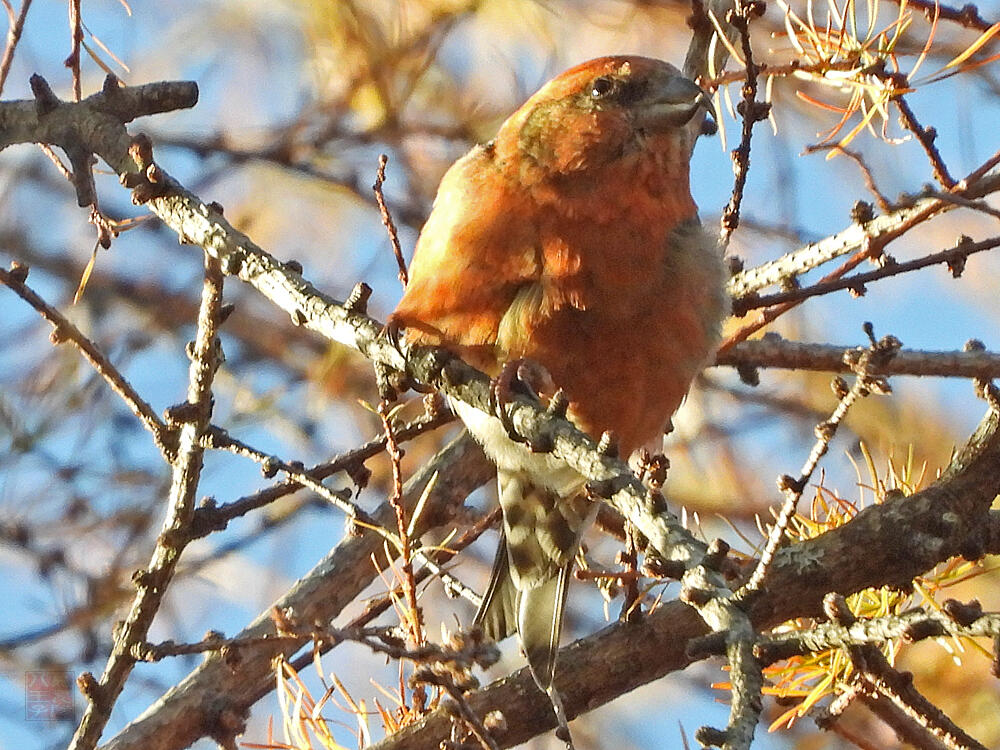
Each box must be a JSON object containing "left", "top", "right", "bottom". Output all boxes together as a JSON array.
[
  {"left": 0, "top": 77, "right": 197, "bottom": 150},
  {"left": 366, "top": 407, "right": 1000, "bottom": 750}
]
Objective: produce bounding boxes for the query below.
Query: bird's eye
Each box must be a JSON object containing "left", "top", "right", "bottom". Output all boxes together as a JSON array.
[{"left": 590, "top": 76, "right": 615, "bottom": 98}]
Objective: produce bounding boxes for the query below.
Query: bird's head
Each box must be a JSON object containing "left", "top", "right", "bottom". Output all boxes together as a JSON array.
[{"left": 496, "top": 56, "right": 713, "bottom": 179}]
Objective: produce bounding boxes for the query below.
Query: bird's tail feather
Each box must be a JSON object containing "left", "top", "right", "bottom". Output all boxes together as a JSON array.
[
  {"left": 474, "top": 533, "right": 518, "bottom": 642},
  {"left": 481, "top": 471, "right": 593, "bottom": 690},
  {"left": 475, "top": 537, "right": 571, "bottom": 691},
  {"left": 517, "top": 563, "right": 571, "bottom": 690}
]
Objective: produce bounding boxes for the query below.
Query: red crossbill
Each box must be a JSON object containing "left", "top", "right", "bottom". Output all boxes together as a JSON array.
[{"left": 391, "top": 55, "right": 727, "bottom": 705}]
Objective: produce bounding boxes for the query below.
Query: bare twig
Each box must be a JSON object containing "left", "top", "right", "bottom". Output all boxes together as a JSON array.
[
  {"left": 431, "top": 674, "right": 502, "bottom": 750},
  {"left": 0, "top": 0, "right": 31, "bottom": 96},
  {"left": 737, "top": 329, "right": 901, "bottom": 597},
  {"left": 855, "top": 648, "right": 988, "bottom": 750},
  {"left": 755, "top": 603, "right": 1000, "bottom": 662},
  {"left": 893, "top": 91, "right": 956, "bottom": 189},
  {"left": 684, "top": 0, "right": 740, "bottom": 82},
  {"left": 886, "top": 0, "right": 995, "bottom": 32},
  {"left": 721, "top": 241, "right": 878, "bottom": 354},
  {"left": 727, "top": 167, "right": 1000, "bottom": 298},
  {"left": 0, "top": 262, "right": 176, "bottom": 457},
  {"left": 204, "top": 428, "right": 366, "bottom": 521},
  {"left": 137, "top": 619, "right": 496, "bottom": 669},
  {"left": 717, "top": 337, "right": 1000, "bottom": 379},
  {"left": 379, "top": 395, "right": 427, "bottom": 713},
  {"left": 959, "top": 146, "right": 1000, "bottom": 189},
  {"left": 188, "top": 406, "right": 453, "bottom": 537},
  {"left": 69, "top": 256, "right": 225, "bottom": 750},
  {"left": 288, "top": 505, "right": 501, "bottom": 675},
  {"left": 804, "top": 144, "right": 893, "bottom": 212},
  {"left": 158, "top": 134, "right": 431, "bottom": 228},
  {"left": 374, "top": 153, "right": 409, "bottom": 287},
  {"left": 720, "top": 0, "right": 768, "bottom": 244},
  {"left": 66, "top": 0, "right": 82, "bottom": 101},
  {"left": 37, "top": 142, "right": 73, "bottom": 179},
  {"left": 682, "top": 546, "right": 764, "bottom": 750},
  {"left": 732, "top": 235, "right": 1000, "bottom": 315},
  {"left": 927, "top": 190, "right": 1000, "bottom": 221}
]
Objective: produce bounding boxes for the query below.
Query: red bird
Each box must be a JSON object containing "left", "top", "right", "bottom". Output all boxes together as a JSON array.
[{"left": 391, "top": 55, "right": 727, "bottom": 708}]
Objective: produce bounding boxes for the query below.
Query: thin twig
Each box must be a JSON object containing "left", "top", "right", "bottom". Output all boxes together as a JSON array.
[
  {"left": 721, "top": 242, "right": 876, "bottom": 354},
  {"left": 189, "top": 406, "right": 453, "bottom": 536},
  {"left": 702, "top": 58, "right": 863, "bottom": 90},
  {"left": 727, "top": 158, "right": 1000, "bottom": 299},
  {"left": 435, "top": 676, "right": 502, "bottom": 750},
  {"left": 204, "top": 428, "right": 367, "bottom": 521},
  {"left": 928, "top": 190, "right": 1000, "bottom": 221},
  {"left": 0, "top": 262, "right": 176, "bottom": 458},
  {"left": 894, "top": 91, "right": 956, "bottom": 189},
  {"left": 958, "top": 145, "right": 1000, "bottom": 189},
  {"left": 717, "top": 337, "right": 1000, "bottom": 379},
  {"left": 885, "top": 0, "right": 995, "bottom": 32},
  {"left": 37, "top": 141, "right": 73, "bottom": 180},
  {"left": 374, "top": 153, "right": 408, "bottom": 287},
  {"left": 804, "top": 144, "right": 893, "bottom": 212},
  {"left": 161, "top": 134, "right": 431, "bottom": 229},
  {"left": 136, "top": 619, "right": 495, "bottom": 668},
  {"left": 737, "top": 330, "right": 901, "bottom": 597},
  {"left": 732, "top": 235, "right": 1000, "bottom": 315},
  {"left": 720, "top": 0, "right": 767, "bottom": 243},
  {"left": 0, "top": 0, "right": 31, "bottom": 96},
  {"left": 210, "top": 423, "right": 477, "bottom": 607},
  {"left": 287, "top": 506, "right": 501, "bottom": 675},
  {"left": 379, "top": 396, "right": 427, "bottom": 713},
  {"left": 69, "top": 256, "right": 225, "bottom": 750},
  {"left": 66, "top": 0, "right": 82, "bottom": 101}
]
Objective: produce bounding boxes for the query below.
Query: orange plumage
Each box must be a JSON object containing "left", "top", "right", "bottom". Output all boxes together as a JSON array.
[{"left": 391, "top": 55, "right": 727, "bottom": 719}]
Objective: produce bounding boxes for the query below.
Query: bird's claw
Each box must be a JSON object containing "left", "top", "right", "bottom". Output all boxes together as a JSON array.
[
  {"left": 381, "top": 316, "right": 436, "bottom": 395},
  {"left": 383, "top": 316, "right": 407, "bottom": 364},
  {"left": 490, "top": 359, "right": 555, "bottom": 452},
  {"left": 489, "top": 361, "right": 525, "bottom": 444}
]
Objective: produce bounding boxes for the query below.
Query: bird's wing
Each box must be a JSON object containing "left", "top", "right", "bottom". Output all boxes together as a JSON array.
[{"left": 390, "top": 145, "right": 547, "bottom": 369}]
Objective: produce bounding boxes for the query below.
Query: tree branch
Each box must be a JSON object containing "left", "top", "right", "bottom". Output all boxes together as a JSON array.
[
  {"left": 363, "top": 405, "right": 1000, "bottom": 750},
  {"left": 718, "top": 337, "right": 1000, "bottom": 379},
  {"left": 70, "top": 257, "right": 225, "bottom": 750},
  {"left": 100, "top": 433, "right": 494, "bottom": 750}
]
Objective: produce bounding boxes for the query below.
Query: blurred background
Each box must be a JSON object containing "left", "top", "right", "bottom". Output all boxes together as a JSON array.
[{"left": 2, "top": 1, "right": 1000, "bottom": 748}]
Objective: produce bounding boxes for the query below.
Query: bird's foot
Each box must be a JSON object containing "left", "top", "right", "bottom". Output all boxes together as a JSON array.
[
  {"left": 382, "top": 315, "right": 407, "bottom": 363},
  {"left": 489, "top": 359, "right": 555, "bottom": 452},
  {"left": 380, "top": 316, "right": 439, "bottom": 395}
]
